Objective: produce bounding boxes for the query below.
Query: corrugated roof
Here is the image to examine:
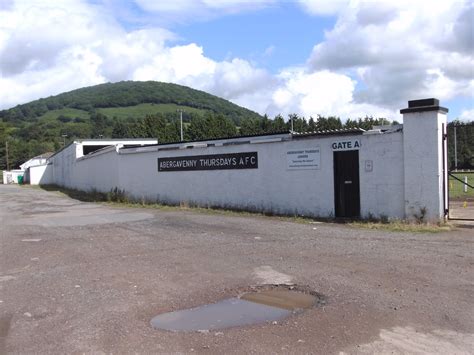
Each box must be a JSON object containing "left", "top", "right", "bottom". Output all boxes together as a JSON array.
[
  {"left": 291, "top": 127, "right": 365, "bottom": 137},
  {"left": 32, "top": 152, "right": 54, "bottom": 159}
]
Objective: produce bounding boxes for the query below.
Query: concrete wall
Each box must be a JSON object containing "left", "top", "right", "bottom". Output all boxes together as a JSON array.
[
  {"left": 402, "top": 101, "right": 448, "bottom": 221},
  {"left": 120, "top": 137, "right": 337, "bottom": 217},
  {"left": 45, "top": 132, "right": 407, "bottom": 219},
  {"left": 359, "top": 131, "right": 405, "bottom": 219},
  {"left": 2, "top": 170, "right": 24, "bottom": 184},
  {"left": 49, "top": 131, "right": 401, "bottom": 219},
  {"left": 73, "top": 147, "right": 120, "bottom": 192},
  {"left": 28, "top": 164, "right": 53, "bottom": 185}
]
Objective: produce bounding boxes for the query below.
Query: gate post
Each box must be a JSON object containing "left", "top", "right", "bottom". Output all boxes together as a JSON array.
[{"left": 401, "top": 98, "right": 448, "bottom": 222}]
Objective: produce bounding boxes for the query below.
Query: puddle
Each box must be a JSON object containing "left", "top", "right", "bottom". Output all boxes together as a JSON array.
[{"left": 151, "top": 288, "right": 319, "bottom": 332}]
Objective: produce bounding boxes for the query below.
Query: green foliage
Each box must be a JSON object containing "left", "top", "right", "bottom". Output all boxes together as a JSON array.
[
  {"left": 187, "top": 112, "right": 237, "bottom": 141},
  {"left": 449, "top": 173, "right": 474, "bottom": 200},
  {"left": 447, "top": 121, "right": 474, "bottom": 170},
  {"left": 107, "top": 187, "right": 128, "bottom": 203},
  {"left": 97, "top": 103, "right": 206, "bottom": 120},
  {"left": 0, "top": 81, "right": 261, "bottom": 124}
]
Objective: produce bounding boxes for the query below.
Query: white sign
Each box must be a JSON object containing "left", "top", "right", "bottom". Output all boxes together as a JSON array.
[
  {"left": 287, "top": 147, "right": 321, "bottom": 170},
  {"left": 331, "top": 139, "right": 360, "bottom": 151}
]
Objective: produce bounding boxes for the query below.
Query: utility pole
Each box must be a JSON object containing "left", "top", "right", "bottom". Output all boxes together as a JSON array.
[
  {"left": 5, "top": 140, "right": 9, "bottom": 171},
  {"left": 454, "top": 125, "right": 457, "bottom": 170},
  {"left": 177, "top": 109, "right": 184, "bottom": 141}
]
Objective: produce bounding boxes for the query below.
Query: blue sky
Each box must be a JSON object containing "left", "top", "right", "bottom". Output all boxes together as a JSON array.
[
  {"left": 176, "top": 4, "right": 334, "bottom": 71},
  {"left": 0, "top": 0, "right": 472, "bottom": 121}
]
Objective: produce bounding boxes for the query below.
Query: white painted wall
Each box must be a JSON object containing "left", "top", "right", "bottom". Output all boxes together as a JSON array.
[
  {"left": 46, "top": 132, "right": 407, "bottom": 219},
  {"left": 2, "top": 170, "right": 24, "bottom": 184},
  {"left": 116, "top": 132, "right": 405, "bottom": 218},
  {"left": 28, "top": 164, "right": 53, "bottom": 185},
  {"left": 359, "top": 131, "right": 405, "bottom": 219},
  {"left": 73, "top": 147, "right": 119, "bottom": 192},
  {"left": 20, "top": 157, "right": 49, "bottom": 170},
  {"left": 403, "top": 110, "right": 447, "bottom": 221}
]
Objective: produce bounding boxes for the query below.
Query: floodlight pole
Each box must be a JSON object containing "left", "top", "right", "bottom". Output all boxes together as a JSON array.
[
  {"left": 177, "top": 109, "right": 184, "bottom": 141},
  {"left": 5, "top": 141, "right": 9, "bottom": 171},
  {"left": 454, "top": 125, "right": 457, "bottom": 170}
]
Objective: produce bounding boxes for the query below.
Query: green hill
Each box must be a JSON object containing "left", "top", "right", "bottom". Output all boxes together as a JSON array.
[
  {"left": 0, "top": 81, "right": 262, "bottom": 124},
  {"left": 0, "top": 81, "right": 266, "bottom": 170}
]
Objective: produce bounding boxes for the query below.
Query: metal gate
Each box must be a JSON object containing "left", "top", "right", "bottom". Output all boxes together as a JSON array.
[{"left": 446, "top": 122, "right": 474, "bottom": 220}]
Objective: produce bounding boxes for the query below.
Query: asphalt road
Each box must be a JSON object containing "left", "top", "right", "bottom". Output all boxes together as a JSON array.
[{"left": 0, "top": 185, "right": 473, "bottom": 354}]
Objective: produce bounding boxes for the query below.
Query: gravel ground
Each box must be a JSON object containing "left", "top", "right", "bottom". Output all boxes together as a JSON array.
[{"left": 0, "top": 185, "right": 473, "bottom": 354}]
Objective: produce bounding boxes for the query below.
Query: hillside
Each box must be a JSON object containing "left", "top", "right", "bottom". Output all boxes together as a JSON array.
[
  {"left": 0, "top": 81, "right": 268, "bottom": 170},
  {"left": 0, "top": 81, "right": 262, "bottom": 124}
]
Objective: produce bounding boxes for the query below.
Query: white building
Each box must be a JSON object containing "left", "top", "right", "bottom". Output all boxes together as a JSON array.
[
  {"left": 2, "top": 152, "right": 52, "bottom": 184},
  {"left": 29, "top": 99, "right": 449, "bottom": 222},
  {"left": 20, "top": 152, "right": 53, "bottom": 170}
]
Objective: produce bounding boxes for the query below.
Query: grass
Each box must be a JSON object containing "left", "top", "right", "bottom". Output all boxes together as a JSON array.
[
  {"left": 35, "top": 104, "right": 209, "bottom": 122},
  {"left": 449, "top": 172, "right": 473, "bottom": 200},
  {"left": 33, "top": 184, "right": 328, "bottom": 224},
  {"left": 350, "top": 220, "right": 452, "bottom": 233},
  {"left": 37, "top": 108, "right": 90, "bottom": 121},
  {"left": 97, "top": 103, "right": 208, "bottom": 120},
  {"left": 26, "top": 184, "right": 454, "bottom": 233}
]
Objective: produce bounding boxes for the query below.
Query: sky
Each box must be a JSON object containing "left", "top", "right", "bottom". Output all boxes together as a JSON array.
[{"left": 0, "top": 0, "right": 472, "bottom": 122}]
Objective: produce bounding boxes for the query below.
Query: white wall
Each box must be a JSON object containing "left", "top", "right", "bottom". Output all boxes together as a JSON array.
[
  {"left": 44, "top": 108, "right": 446, "bottom": 221},
  {"left": 2, "top": 170, "right": 24, "bottom": 184},
  {"left": 73, "top": 147, "right": 119, "bottom": 192},
  {"left": 403, "top": 110, "right": 447, "bottom": 221},
  {"left": 120, "top": 137, "right": 335, "bottom": 216},
  {"left": 117, "top": 132, "right": 405, "bottom": 219},
  {"left": 359, "top": 131, "right": 405, "bottom": 219},
  {"left": 29, "top": 164, "right": 53, "bottom": 185}
]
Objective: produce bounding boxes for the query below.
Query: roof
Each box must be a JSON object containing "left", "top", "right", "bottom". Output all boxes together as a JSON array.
[
  {"left": 291, "top": 127, "right": 365, "bottom": 137},
  {"left": 32, "top": 152, "right": 54, "bottom": 160}
]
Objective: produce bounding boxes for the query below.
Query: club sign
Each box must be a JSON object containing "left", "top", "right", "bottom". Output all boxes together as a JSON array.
[{"left": 158, "top": 152, "right": 258, "bottom": 172}]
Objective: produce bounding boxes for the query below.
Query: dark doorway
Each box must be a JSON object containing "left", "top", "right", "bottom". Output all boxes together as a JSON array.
[{"left": 334, "top": 150, "right": 360, "bottom": 218}]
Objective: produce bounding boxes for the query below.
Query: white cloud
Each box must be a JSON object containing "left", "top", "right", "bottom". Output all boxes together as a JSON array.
[
  {"left": 305, "top": 0, "right": 473, "bottom": 110},
  {"left": 297, "top": 0, "right": 349, "bottom": 16},
  {"left": 459, "top": 109, "right": 474, "bottom": 122},
  {"left": 266, "top": 67, "right": 397, "bottom": 119},
  {"left": 134, "top": 0, "right": 276, "bottom": 21}
]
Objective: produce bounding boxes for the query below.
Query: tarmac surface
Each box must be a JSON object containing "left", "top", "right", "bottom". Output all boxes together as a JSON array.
[{"left": 0, "top": 185, "right": 473, "bottom": 354}]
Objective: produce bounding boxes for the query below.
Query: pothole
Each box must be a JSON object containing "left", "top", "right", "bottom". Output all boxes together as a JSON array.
[{"left": 150, "top": 285, "right": 324, "bottom": 332}]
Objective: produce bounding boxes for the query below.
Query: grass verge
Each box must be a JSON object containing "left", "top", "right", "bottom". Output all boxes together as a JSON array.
[
  {"left": 31, "top": 184, "right": 326, "bottom": 225},
  {"left": 350, "top": 220, "right": 452, "bottom": 233},
  {"left": 26, "top": 184, "right": 454, "bottom": 232}
]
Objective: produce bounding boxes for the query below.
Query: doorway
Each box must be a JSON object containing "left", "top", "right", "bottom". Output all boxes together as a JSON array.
[{"left": 334, "top": 150, "right": 360, "bottom": 218}]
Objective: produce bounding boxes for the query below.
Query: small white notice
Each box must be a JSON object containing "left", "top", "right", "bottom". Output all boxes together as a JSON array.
[
  {"left": 287, "top": 147, "right": 321, "bottom": 170},
  {"left": 331, "top": 139, "right": 360, "bottom": 151}
]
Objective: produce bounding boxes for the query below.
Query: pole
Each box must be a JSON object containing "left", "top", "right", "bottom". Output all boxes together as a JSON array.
[
  {"left": 5, "top": 141, "right": 9, "bottom": 171},
  {"left": 177, "top": 110, "right": 184, "bottom": 141},
  {"left": 180, "top": 110, "right": 183, "bottom": 141},
  {"left": 454, "top": 125, "right": 457, "bottom": 170},
  {"left": 291, "top": 116, "right": 294, "bottom": 132}
]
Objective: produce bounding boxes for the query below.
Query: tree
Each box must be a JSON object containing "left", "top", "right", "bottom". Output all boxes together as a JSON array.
[
  {"left": 90, "top": 112, "right": 109, "bottom": 137},
  {"left": 111, "top": 121, "right": 129, "bottom": 138}
]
